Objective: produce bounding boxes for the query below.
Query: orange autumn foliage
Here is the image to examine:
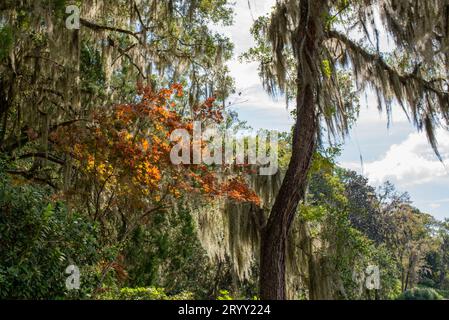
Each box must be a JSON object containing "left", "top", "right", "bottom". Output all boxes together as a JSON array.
[{"left": 53, "top": 84, "right": 260, "bottom": 219}]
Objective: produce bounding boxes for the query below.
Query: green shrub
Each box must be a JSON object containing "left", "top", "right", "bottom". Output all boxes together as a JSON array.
[
  {"left": 419, "top": 277, "right": 436, "bottom": 288},
  {"left": 0, "top": 169, "right": 100, "bottom": 299},
  {"left": 397, "top": 288, "right": 444, "bottom": 300},
  {"left": 435, "top": 289, "right": 449, "bottom": 299},
  {"left": 123, "top": 207, "right": 216, "bottom": 299},
  {"left": 216, "top": 290, "right": 233, "bottom": 300},
  {"left": 96, "top": 287, "right": 194, "bottom": 300},
  {"left": 0, "top": 26, "right": 13, "bottom": 61}
]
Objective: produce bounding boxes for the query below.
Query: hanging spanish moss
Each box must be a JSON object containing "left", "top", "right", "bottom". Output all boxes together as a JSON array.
[
  {"left": 0, "top": 0, "right": 234, "bottom": 186},
  {"left": 252, "top": 0, "right": 448, "bottom": 153}
]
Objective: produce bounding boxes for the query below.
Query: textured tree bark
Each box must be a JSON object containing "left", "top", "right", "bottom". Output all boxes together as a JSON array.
[
  {"left": 259, "top": 85, "right": 317, "bottom": 299},
  {"left": 259, "top": 0, "right": 322, "bottom": 300},
  {"left": 259, "top": 74, "right": 318, "bottom": 299}
]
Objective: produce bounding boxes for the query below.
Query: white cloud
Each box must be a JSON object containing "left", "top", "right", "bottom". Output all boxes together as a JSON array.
[
  {"left": 209, "top": 0, "right": 293, "bottom": 131},
  {"left": 224, "top": 0, "right": 276, "bottom": 89},
  {"left": 423, "top": 198, "right": 449, "bottom": 206},
  {"left": 429, "top": 203, "right": 442, "bottom": 209},
  {"left": 230, "top": 84, "right": 288, "bottom": 109},
  {"left": 345, "top": 129, "right": 449, "bottom": 187},
  {"left": 357, "top": 90, "right": 409, "bottom": 125}
]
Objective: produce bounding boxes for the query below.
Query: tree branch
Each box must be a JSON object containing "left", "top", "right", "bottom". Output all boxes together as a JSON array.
[
  {"left": 6, "top": 170, "right": 57, "bottom": 189},
  {"left": 14, "top": 152, "right": 66, "bottom": 166},
  {"left": 80, "top": 18, "right": 143, "bottom": 45},
  {"left": 327, "top": 30, "right": 448, "bottom": 96}
]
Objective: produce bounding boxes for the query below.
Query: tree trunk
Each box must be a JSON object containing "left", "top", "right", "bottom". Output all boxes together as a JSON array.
[
  {"left": 259, "top": 0, "right": 323, "bottom": 300},
  {"left": 439, "top": 254, "right": 447, "bottom": 287},
  {"left": 259, "top": 91, "right": 317, "bottom": 299},
  {"left": 260, "top": 52, "right": 318, "bottom": 300}
]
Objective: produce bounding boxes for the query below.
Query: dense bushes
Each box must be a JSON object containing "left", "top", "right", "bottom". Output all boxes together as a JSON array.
[
  {"left": 0, "top": 168, "right": 100, "bottom": 299},
  {"left": 397, "top": 288, "right": 444, "bottom": 300},
  {"left": 96, "top": 287, "right": 194, "bottom": 300},
  {"left": 123, "top": 207, "right": 216, "bottom": 298},
  {"left": 0, "top": 161, "right": 229, "bottom": 300}
]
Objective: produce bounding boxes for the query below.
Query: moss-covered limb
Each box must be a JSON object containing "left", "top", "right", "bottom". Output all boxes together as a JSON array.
[{"left": 327, "top": 29, "right": 449, "bottom": 159}]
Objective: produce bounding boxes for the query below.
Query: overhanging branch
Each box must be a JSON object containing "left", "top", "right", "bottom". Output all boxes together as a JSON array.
[
  {"left": 80, "top": 18, "right": 143, "bottom": 45},
  {"left": 327, "top": 30, "right": 448, "bottom": 97},
  {"left": 327, "top": 29, "right": 449, "bottom": 160}
]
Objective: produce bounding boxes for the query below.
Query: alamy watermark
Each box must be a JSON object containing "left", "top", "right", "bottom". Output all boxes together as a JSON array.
[
  {"left": 353, "top": 265, "right": 381, "bottom": 291},
  {"left": 65, "top": 5, "right": 80, "bottom": 30},
  {"left": 170, "top": 122, "right": 279, "bottom": 176},
  {"left": 65, "top": 265, "right": 80, "bottom": 291}
]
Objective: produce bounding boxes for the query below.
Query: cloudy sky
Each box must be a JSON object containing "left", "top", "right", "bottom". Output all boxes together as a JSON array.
[{"left": 217, "top": 0, "right": 449, "bottom": 220}]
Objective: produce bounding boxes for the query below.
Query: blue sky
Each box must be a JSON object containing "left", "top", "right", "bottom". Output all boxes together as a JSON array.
[{"left": 216, "top": 0, "right": 449, "bottom": 220}]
